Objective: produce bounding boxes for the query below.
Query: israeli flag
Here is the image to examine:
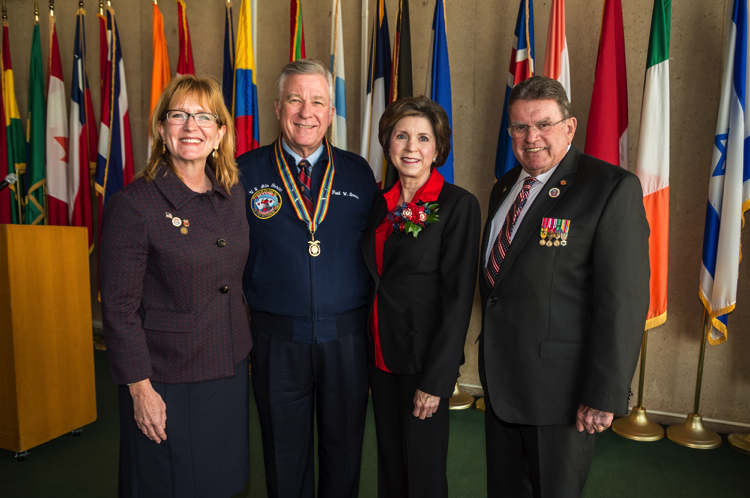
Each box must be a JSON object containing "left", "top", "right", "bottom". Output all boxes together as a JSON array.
[{"left": 699, "top": 0, "right": 750, "bottom": 345}]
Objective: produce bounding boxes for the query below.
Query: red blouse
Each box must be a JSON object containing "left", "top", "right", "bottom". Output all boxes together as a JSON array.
[{"left": 370, "top": 169, "right": 445, "bottom": 372}]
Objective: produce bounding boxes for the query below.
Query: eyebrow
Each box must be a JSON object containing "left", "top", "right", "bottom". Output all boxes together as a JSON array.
[
  {"left": 286, "top": 93, "right": 328, "bottom": 102},
  {"left": 510, "top": 118, "right": 555, "bottom": 126}
]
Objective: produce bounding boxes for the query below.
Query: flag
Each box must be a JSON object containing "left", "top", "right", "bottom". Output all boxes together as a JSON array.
[
  {"left": 0, "top": 43, "right": 8, "bottom": 225},
  {"left": 98, "top": 7, "right": 107, "bottom": 115},
  {"left": 699, "top": 0, "right": 750, "bottom": 345},
  {"left": 222, "top": 1, "right": 235, "bottom": 112},
  {"left": 495, "top": 0, "right": 535, "bottom": 179},
  {"left": 635, "top": 0, "right": 670, "bottom": 330},
  {"left": 381, "top": 0, "right": 413, "bottom": 190},
  {"left": 26, "top": 22, "right": 46, "bottom": 226},
  {"left": 290, "top": 0, "right": 306, "bottom": 62},
  {"left": 69, "top": 6, "right": 98, "bottom": 251},
  {"left": 543, "top": 0, "right": 571, "bottom": 101},
  {"left": 95, "top": 6, "right": 134, "bottom": 218},
  {"left": 176, "top": 0, "right": 195, "bottom": 77},
  {"left": 150, "top": 0, "right": 171, "bottom": 158},
  {"left": 46, "top": 10, "right": 69, "bottom": 226},
  {"left": 585, "top": 0, "right": 629, "bottom": 168},
  {"left": 2, "top": 21, "right": 25, "bottom": 224},
  {"left": 392, "top": 0, "right": 413, "bottom": 102},
  {"left": 233, "top": 0, "right": 260, "bottom": 156},
  {"left": 330, "top": 0, "right": 347, "bottom": 150},
  {"left": 360, "top": 0, "right": 391, "bottom": 186},
  {"left": 425, "top": 0, "right": 455, "bottom": 184}
]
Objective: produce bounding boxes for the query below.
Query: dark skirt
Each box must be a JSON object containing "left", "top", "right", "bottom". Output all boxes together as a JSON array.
[{"left": 117, "top": 357, "right": 250, "bottom": 498}]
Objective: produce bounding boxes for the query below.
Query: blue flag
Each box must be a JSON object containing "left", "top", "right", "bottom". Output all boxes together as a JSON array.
[
  {"left": 495, "top": 0, "right": 535, "bottom": 179},
  {"left": 425, "top": 0, "right": 454, "bottom": 184}
]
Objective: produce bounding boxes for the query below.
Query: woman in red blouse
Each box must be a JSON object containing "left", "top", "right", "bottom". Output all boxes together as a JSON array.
[{"left": 362, "top": 96, "right": 481, "bottom": 497}]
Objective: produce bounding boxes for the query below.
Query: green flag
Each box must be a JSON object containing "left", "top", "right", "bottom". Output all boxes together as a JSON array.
[{"left": 25, "top": 23, "right": 45, "bottom": 225}]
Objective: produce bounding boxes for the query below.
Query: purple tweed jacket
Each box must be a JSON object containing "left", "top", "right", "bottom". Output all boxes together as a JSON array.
[{"left": 100, "top": 165, "right": 252, "bottom": 385}]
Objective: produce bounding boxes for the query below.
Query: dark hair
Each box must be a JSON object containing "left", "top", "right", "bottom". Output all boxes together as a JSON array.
[
  {"left": 378, "top": 96, "right": 452, "bottom": 168},
  {"left": 508, "top": 76, "right": 572, "bottom": 121},
  {"left": 144, "top": 75, "right": 238, "bottom": 190}
]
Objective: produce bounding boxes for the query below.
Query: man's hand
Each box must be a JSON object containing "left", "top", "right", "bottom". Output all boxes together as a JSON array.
[
  {"left": 129, "top": 380, "right": 167, "bottom": 443},
  {"left": 575, "top": 404, "right": 613, "bottom": 434},
  {"left": 412, "top": 389, "right": 441, "bottom": 420}
]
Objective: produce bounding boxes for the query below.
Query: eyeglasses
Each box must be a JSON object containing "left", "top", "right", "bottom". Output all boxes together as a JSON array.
[
  {"left": 507, "top": 118, "right": 568, "bottom": 139},
  {"left": 164, "top": 110, "right": 219, "bottom": 128}
]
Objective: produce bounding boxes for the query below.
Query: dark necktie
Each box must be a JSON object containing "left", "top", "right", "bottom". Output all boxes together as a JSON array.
[
  {"left": 486, "top": 177, "right": 537, "bottom": 287},
  {"left": 298, "top": 159, "right": 314, "bottom": 213}
]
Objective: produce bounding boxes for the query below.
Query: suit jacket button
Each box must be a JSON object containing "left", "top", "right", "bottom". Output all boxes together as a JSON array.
[
  {"left": 220, "top": 285, "right": 229, "bottom": 294},
  {"left": 489, "top": 296, "right": 498, "bottom": 305},
  {"left": 217, "top": 238, "right": 227, "bottom": 247}
]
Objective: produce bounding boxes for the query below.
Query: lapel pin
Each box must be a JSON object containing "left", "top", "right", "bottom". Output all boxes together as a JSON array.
[
  {"left": 502, "top": 186, "right": 508, "bottom": 193},
  {"left": 560, "top": 180, "right": 567, "bottom": 185},
  {"left": 180, "top": 227, "right": 188, "bottom": 235},
  {"left": 549, "top": 188, "right": 561, "bottom": 198},
  {"left": 165, "top": 212, "right": 173, "bottom": 219},
  {"left": 172, "top": 217, "right": 182, "bottom": 227},
  {"left": 183, "top": 220, "right": 190, "bottom": 228}
]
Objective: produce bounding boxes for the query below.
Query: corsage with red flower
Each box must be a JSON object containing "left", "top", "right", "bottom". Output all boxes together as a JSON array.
[{"left": 386, "top": 201, "right": 441, "bottom": 238}]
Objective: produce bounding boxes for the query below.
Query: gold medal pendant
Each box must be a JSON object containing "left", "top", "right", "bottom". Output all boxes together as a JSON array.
[
  {"left": 308, "top": 232, "right": 321, "bottom": 257},
  {"left": 539, "top": 239, "right": 546, "bottom": 246}
]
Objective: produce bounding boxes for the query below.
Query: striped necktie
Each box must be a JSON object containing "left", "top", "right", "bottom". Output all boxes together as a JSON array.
[
  {"left": 486, "top": 177, "right": 537, "bottom": 287},
  {"left": 298, "top": 159, "right": 314, "bottom": 213}
]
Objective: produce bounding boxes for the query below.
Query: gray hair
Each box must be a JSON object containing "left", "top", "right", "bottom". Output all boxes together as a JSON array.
[
  {"left": 276, "top": 59, "right": 334, "bottom": 108},
  {"left": 508, "top": 76, "right": 572, "bottom": 121}
]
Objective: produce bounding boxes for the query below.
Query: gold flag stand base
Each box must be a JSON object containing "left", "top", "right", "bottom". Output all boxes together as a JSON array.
[
  {"left": 666, "top": 413, "right": 722, "bottom": 449},
  {"left": 728, "top": 433, "right": 750, "bottom": 455},
  {"left": 612, "top": 407, "right": 664, "bottom": 441},
  {"left": 475, "top": 397, "right": 485, "bottom": 414},
  {"left": 448, "top": 382, "right": 474, "bottom": 410}
]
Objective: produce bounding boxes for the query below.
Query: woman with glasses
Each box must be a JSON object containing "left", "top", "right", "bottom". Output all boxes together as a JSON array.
[{"left": 100, "top": 75, "right": 251, "bottom": 497}]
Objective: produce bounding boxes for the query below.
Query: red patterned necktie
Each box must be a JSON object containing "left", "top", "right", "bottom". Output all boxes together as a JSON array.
[
  {"left": 486, "top": 177, "right": 537, "bottom": 287},
  {"left": 298, "top": 160, "right": 314, "bottom": 213}
]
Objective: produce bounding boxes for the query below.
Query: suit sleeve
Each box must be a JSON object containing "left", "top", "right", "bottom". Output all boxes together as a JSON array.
[
  {"left": 419, "top": 192, "right": 482, "bottom": 398},
  {"left": 581, "top": 173, "right": 650, "bottom": 414},
  {"left": 100, "top": 193, "right": 153, "bottom": 385}
]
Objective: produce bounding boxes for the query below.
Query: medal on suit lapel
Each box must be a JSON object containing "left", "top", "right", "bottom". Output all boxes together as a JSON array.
[
  {"left": 274, "top": 137, "right": 336, "bottom": 257},
  {"left": 540, "top": 217, "right": 550, "bottom": 245}
]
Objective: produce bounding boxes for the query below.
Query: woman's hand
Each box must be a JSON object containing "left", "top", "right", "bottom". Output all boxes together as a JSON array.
[
  {"left": 412, "top": 389, "right": 441, "bottom": 420},
  {"left": 129, "top": 380, "right": 167, "bottom": 443}
]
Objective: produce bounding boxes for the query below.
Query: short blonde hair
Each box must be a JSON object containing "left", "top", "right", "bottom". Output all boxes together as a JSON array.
[{"left": 143, "top": 75, "right": 239, "bottom": 191}]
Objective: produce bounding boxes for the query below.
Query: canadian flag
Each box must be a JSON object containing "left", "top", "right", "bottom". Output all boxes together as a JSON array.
[{"left": 46, "top": 12, "right": 70, "bottom": 226}]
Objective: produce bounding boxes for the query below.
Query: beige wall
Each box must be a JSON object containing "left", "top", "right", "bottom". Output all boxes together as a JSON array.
[{"left": 4, "top": 0, "right": 749, "bottom": 426}]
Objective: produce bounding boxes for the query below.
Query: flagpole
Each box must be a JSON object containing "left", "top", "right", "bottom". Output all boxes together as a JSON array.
[
  {"left": 360, "top": 0, "right": 368, "bottom": 129},
  {"left": 611, "top": 329, "right": 665, "bottom": 441},
  {"left": 665, "top": 309, "right": 722, "bottom": 449}
]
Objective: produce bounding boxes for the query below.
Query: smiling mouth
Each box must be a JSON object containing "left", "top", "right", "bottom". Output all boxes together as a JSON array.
[
  {"left": 526, "top": 147, "right": 546, "bottom": 152},
  {"left": 401, "top": 158, "right": 420, "bottom": 164},
  {"left": 295, "top": 124, "right": 315, "bottom": 129},
  {"left": 180, "top": 138, "right": 202, "bottom": 144}
]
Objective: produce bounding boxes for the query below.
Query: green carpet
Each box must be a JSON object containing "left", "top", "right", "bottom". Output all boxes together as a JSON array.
[{"left": 0, "top": 350, "right": 745, "bottom": 497}]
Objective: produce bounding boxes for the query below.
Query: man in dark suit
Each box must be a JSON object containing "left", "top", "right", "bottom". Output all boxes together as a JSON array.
[
  {"left": 238, "top": 59, "right": 377, "bottom": 498},
  {"left": 479, "top": 76, "right": 650, "bottom": 497}
]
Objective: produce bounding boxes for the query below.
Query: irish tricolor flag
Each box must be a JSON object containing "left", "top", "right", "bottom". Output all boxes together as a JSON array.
[
  {"left": 635, "top": 0, "right": 670, "bottom": 330},
  {"left": 543, "top": 0, "right": 570, "bottom": 101},
  {"left": 585, "top": 0, "right": 629, "bottom": 169}
]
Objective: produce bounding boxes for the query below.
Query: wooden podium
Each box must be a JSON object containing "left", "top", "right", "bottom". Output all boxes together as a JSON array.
[{"left": 0, "top": 225, "right": 97, "bottom": 457}]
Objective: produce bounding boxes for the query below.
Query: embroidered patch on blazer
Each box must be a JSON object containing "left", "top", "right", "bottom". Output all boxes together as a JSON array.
[{"left": 251, "top": 188, "right": 283, "bottom": 219}]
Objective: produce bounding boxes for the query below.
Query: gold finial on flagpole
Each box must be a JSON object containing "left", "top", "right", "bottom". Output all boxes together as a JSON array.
[
  {"left": 2, "top": 0, "right": 7, "bottom": 23},
  {"left": 79, "top": 1, "right": 84, "bottom": 8},
  {"left": 34, "top": 0, "right": 39, "bottom": 23},
  {"left": 49, "top": 0, "right": 54, "bottom": 18},
  {"left": 98, "top": 0, "right": 103, "bottom": 15}
]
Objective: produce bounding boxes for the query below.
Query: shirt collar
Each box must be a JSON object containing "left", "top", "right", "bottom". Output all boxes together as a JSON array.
[
  {"left": 383, "top": 169, "right": 445, "bottom": 211},
  {"left": 281, "top": 138, "right": 325, "bottom": 167},
  {"left": 152, "top": 163, "right": 228, "bottom": 210}
]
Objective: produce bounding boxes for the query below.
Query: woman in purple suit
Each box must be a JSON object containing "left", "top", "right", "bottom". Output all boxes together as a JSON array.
[{"left": 100, "top": 76, "right": 251, "bottom": 497}]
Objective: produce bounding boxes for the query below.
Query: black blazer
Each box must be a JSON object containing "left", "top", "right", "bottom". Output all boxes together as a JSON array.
[
  {"left": 363, "top": 181, "right": 481, "bottom": 398},
  {"left": 479, "top": 145, "right": 650, "bottom": 426}
]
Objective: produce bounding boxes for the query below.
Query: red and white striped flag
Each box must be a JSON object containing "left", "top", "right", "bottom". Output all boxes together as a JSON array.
[
  {"left": 69, "top": 6, "right": 97, "bottom": 251},
  {"left": 585, "top": 0, "right": 629, "bottom": 168},
  {"left": 176, "top": 0, "right": 195, "bottom": 77},
  {"left": 46, "top": 9, "right": 70, "bottom": 226},
  {"left": 543, "top": 0, "right": 570, "bottom": 101}
]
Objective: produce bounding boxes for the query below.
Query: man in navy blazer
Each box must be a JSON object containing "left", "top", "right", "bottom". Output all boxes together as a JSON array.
[
  {"left": 238, "top": 59, "right": 377, "bottom": 498},
  {"left": 479, "top": 76, "right": 650, "bottom": 497}
]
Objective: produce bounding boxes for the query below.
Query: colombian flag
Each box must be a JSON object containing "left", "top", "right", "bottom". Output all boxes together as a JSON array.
[{"left": 233, "top": 0, "right": 260, "bottom": 156}]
